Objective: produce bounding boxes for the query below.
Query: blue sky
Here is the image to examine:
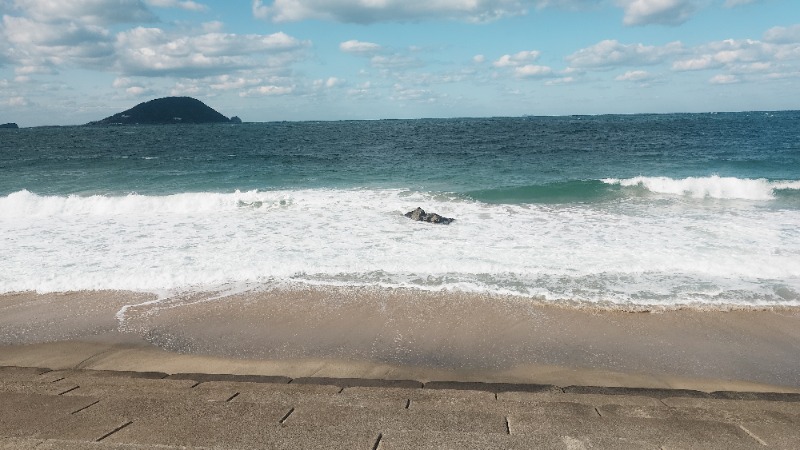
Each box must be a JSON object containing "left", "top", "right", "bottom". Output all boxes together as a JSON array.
[{"left": 1, "top": 0, "right": 799, "bottom": 126}]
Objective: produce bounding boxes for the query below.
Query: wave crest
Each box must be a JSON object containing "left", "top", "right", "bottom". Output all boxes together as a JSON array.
[
  {"left": 0, "top": 189, "right": 291, "bottom": 218},
  {"left": 602, "top": 176, "right": 800, "bottom": 200}
]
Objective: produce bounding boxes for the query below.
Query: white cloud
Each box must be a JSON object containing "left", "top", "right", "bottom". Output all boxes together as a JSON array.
[
  {"left": 671, "top": 38, "right": 782, "bottom": 72},
  {"left": 115, "top": 27, "right": 309, "bottom": 77},
  {"left": 615, "top": 69, "right": 652, "bottom": 81},
  {"left": 339, "top": 40, "right": 382, "bottom": 54},
  {"left": 146, "top": 0, "right": 208, "bottom": 11},
  {"left": 253, "top": 0, "right": 531, "bottom": 23},
  {"left": 763, "top": 25, "right": 800, "bottom": 44},
  {"left": 566, "top": 39, "right": 683, "bottom": 69},
  {"left": 240, "top": 85, "right": 295, "bottom": 97},
  {"left": 514, "top": 64, "right": 553, "bottom": 77},
  {"left": 617, "top": 0, "right": 695, "bottom": 26},
  {"left": 2, "top": 15, "right": 115, "bottom": 74},
  {"left": 10, "top": 0, "right": 158, "bottom": 25},
  {"left": 710, "top": 74, "right": 739, "bottom": 84},
  {"left": 7, "top": 95, "right": 28, "bottom": 106},
  {"left": 473, "top": 54, "right": 486, "bottom": 64},
  {"left": 369, "top": 54, "right": 423, "bottom": 70},
  {"left": 493, "top": 50, "right": 540, "bottom": 67}
]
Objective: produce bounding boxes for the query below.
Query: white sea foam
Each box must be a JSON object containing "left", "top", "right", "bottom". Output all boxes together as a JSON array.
[
  {"left": 602, "top": 175, "right": 800, "bottom": 200},
  {"left": 2, "top": 188, "right": 799, "bottom": 306}
]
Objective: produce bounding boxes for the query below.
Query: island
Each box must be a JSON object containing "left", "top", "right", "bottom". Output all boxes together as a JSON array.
[
  {"left": 87, "top": 97, "right": 241, "bottom": 125},
  {"left": 0, "top": 123, "right": 19, "bottom": 129}
]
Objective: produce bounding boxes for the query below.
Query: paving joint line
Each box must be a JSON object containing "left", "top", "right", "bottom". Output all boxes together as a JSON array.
[
  {"left": 96, "top": 421, "right": 133, "bottom": 442},
  {"left": 279, "top": 407, "right": 295, "bottom": 425},
  {"left": 58, "top": 386, "right": 80, "bottom": 396},
  {"left": 225, "top": 392, "right": 240, "bottom": 402},
  {"left": 738, "top": 424, "right": 768, "bottom": 446},
  {"left": 371, "top": 432, "right": 383, "bottom": 450},
  {"left": 71, "top": 400, "right": 100, "bottom": 415}
]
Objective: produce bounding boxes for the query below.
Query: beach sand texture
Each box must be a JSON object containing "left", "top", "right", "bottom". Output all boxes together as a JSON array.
[{"left": 2, "top": 287, "right": 799, "bottom": 392}]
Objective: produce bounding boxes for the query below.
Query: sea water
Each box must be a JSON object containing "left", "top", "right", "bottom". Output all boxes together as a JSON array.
[{"left": 2, "top": 112, "right": 799, "bottom": 307}]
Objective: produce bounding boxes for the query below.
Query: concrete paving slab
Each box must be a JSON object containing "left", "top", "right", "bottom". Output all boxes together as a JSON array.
[
  {"left": 0, "top": 392, "right": 99, "bottom": 438},
  {"left": 500, "top": 390, "right": 665, "bottom": 407},
  {"left": 508, "top": 413, "right": 759, "bottom": 449},
  {"left": 0, "top": 437, "right": 42, "bottom": 449},
  {"left": 100, "top": 399, "right": 293, "bottom": 447},
  {"left": 191, "top": 380, "right": 340, "bottom": 403},
  {"left": 424, "top": 381, "right": 560, "bottom": 394},
  {"left": 33, "top": 438, "right": 214, "bottom": 449},
  {"left": 564, "top": 385, "right": 710, "bottom": 399},
  {"left": 378, "top": 430, "right": 661, "bottom": 450},
  {"left": 34, "top": 410, "right": 133, "bottom": 442},
  {"left": 166, "top": 373, "right": 291, "bottom": 384},
  {"left": 739, "top": 421, "right": 800, "bottom": 449},
  {"left": 291, "top": 377, "right": 422, "bottom": 389},
  {"left": 0, "top": 366, "right": 51, "bottom": 382},
  {"left": 662, "top": 396, "right": 800, "bottom": 415},
  {"left": 40, "top": 369, "right": 168, "bottom": 383},
  {"left": 60, "top": 378, "right": 198, "bottom": 398},
  {"left": 712, "top": 391, "right": 800, "bottom": 402},
  {"left": 598, "top": 403, "right": 800, "bottom": 426},
  {"left": 286, "top": 403, "right": 508, "bottom": 434},
  {"left": 342, "top": 386, "right": 495, "bottom": 402},
  {"left": 0, "top": 379, "right": 79, "bottom": 396}
]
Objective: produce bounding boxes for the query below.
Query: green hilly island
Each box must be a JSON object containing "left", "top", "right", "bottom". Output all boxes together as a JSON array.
[{"left": 89, "top": 97, "right": 241, "bottom": 125}]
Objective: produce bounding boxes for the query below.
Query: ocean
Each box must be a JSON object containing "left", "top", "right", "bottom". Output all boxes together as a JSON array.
[{"left": 2, "top": 112, "right": 800, "bottom": 308}]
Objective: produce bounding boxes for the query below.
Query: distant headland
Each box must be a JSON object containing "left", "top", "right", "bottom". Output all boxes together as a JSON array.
[
  {"left": 0, "top": 123, "right": 19, "bottom": 129},
  {"left": 87, "top": 97, "right": 241, "bottom": 125}
]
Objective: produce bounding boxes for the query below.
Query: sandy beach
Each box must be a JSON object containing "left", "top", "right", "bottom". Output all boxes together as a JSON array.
[{"left": 2, "top": 287, "right": 799, "bottom": 393}]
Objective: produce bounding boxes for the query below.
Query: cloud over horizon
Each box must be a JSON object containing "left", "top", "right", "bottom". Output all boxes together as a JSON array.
[{"left": 1, "top": 0, "right": 798, "bottom": 125}]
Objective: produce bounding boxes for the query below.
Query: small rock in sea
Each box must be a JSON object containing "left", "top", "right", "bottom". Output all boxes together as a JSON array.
[{"left": 404, "top": 207, "right": 455, "bottom": 225}]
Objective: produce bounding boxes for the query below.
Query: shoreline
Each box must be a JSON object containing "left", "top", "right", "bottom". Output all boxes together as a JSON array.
[{"left": 2, "top": 287, "right": 800, "bottom": 393}]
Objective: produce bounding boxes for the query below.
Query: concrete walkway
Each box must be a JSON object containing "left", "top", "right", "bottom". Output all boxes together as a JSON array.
[{"left": 1, "top": 366, "right": 799, "bottom": 449}]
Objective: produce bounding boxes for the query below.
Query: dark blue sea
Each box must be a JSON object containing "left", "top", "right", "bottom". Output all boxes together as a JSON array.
[{"left": 2, "top": 112, "right": 799, "bottom": 307}]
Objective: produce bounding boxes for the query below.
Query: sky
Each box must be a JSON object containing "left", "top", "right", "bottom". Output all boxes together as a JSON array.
[{"left": 1, "top": 0, "right": 799, "bottom": 126}]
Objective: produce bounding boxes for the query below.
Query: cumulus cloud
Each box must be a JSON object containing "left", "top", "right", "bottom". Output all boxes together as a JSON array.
[
  {"left": 763, "top": 25, "right": 800, "bottom": 44},
  {"left": 314, "top": 77, "right": 345, "bottom": 89},
  {"left": 671, "top": 38, "right": 778, "bottom": 72},
  {"left": 240, "top": 84, "right": 295, "bottom": 97},
  {"left": 339, "top": 40, "right": 382, "bottom": 54},
  {"left": 566, "top": 39, "right": 683, "bottom": 69},
  {"left": 7, "top": 96, "right": 28, "bottom": 106},
  {"left": 617, "top": 0, "right": 695, "bottom": 26},
  {"left": 10, "top": 0, "right": 158, "bottom": 25},
  {"left": 253, "top": 0, "right": 531, "bottom": 23},
  {"left": 2, "top": 15, "right": 115, "bottom": 74},
  {"left": 114, "top": 27, "right": 309, "bottom": 77},
  {"left": 615, "top": 69, "right": 652, "bottom": 81},
  {"left": 514, "top": 64, "right": 553, "bottom": 77},
  {"left": 493, "top": 50, "right": 540, "bottom": 67},
  {"left": 146, "top": 0, "right": 208, "bottom": 12},
  {"left": 710, "top": 74, "right": 739, "bottom": 84}
]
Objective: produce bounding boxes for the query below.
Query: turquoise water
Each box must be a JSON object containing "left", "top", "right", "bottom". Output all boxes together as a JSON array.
[{"left": 2, "top": 112, "right": 799, "bottom": 306}]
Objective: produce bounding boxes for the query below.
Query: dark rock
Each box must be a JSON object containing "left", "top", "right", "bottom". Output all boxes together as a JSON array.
[
  {"left": 0, "top": 123, "right": 19, "bottom": 129},
  {"left": 404, "top": 207, "right": 455, "bottom": 225},
  {"left": 87, "top": 97, "right": 238, "bottom": 125},
  {"left": 229, "top": 116, "right": 243, "bottom": 124}
]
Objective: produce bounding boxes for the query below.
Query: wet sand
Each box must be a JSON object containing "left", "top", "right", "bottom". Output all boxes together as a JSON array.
[{"left": 1, "top": 287, "right": 799, "bottom": 392}]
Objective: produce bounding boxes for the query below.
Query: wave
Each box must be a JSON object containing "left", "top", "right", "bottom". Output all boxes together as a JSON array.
[
  {"left": 603, "top": 176, "right": 800, "bottom": 200},
  {"left": 466, "top": 180, "right": 622, "bottom": 204},
  {"left": 0, "top": 189, "right": 294, "bottom": 218},
  {"left": 467, "top": 176, "right": 800, "bottom": 204}
]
